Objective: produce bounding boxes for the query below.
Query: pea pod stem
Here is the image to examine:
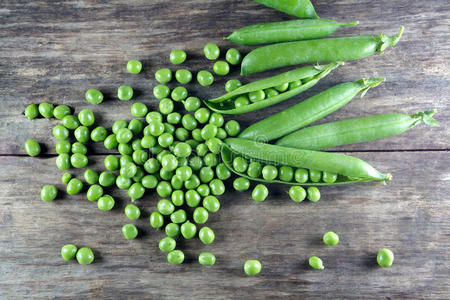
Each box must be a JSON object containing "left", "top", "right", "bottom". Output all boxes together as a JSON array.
[
  {"left": 239, "top": 77, "right": 384, "bottom": 141},
  {"left": 223, "top": 138, "right": 391, "bottom": 185},
  {"left": 241, "top": 27, "right": 404, "bottom": 75},
  {"left": 204, "top": 62, "right": 341, "bottom": 114},
  {"left": 224, "top": 19, "right": 359, "bottom": 45},
  {"left": 276, "top": 110, "right": 438, "bottom": 150},
  {"left": 252, "top": 0, "right": 319, "bottom": 19}
]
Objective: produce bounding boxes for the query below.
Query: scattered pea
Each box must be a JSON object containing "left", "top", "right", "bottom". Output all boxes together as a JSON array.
[
  {"left": 87, "top": 184, "right": 103, "bottom": 202},
  {"left": 323, "top": 231, "right": 339, "bottom": 246},
  {"left": 84, "top": 169, "right": 99, "bottom": 185},
  {"left": 24, "top": 104, "right": 39, "bottom": 120},
  {"left": 61, "top": 173, "right": 72, "bottom": 184},
  {"left": 252, "top": 184, "right": 268, "bottom": 202},
  {"left": 159, "top": 237, "right": 176, "bottom": 252},
  {"left": 40, "top": 185, "right": 58, "bottom": 202},
  {"left": 97, "top": 195, "right": 115, "bottom": 211},
  {"left": 197, "top": 70, "right": 214, "bottom": 86},
  {"left": 150, "top": 211, "right": 164, "bottom": 229},
  {"left": 198, "top": 252, "right": 216, "bottom": 266},
  {"left": 226, "top": 48, "right": 242, "bottom": 65},
  {"left": 289, "top": 186, "right": 306, "bottom": 203},
  {"left": 117, "top": 85, "right": 134, "bottom": 101},
  {"left": 181, "top": 221, "right": 197, "bottom": 239},
  {"left": 213, "top": 60, "right": 230, "bottom": 76},
  {"left": 244, "top": 260, "right": 262, "bottom": 276},
  {"left": 199, "top": 226, "right": 215, "bottom": 244},
  {"left": 204, "top": 43, "right": 220, "bottom": 60},
  {"left": 53, "top": 105, "right": 71, "bottom": 120},
  {"left": 85, "top": 89, "right": 103, "bottom": 105},
  {"left": 122, "top": 224, "right": 138, "bottom": 240},
  {"left": 233, "top": 177, "right": 250, "bottom": 192},
  {"left": 175, "top": 69, "right": 192, "bottom": 84},
  {"left": 309, "top": 256, "right": 324, "bottom": 270},
  {"left": 307, "top": 187, "right": 321, "bottom": 202},
  {"left": 38, "top": 102, "right": 54, "bottom": 118},
  {"left": 127, "top": 60, "right": 142, "bottom": 74},
  {"left": 76, "top": 247, "right": 94, "bottom": 265},
  {"left": 61, "top": 244, "right": 77, "bottom": 261},
  {"left": 377, "top": 248, "right": 394, "bottom": 267},
  {"left": 167, "top": 250, "right": 184, "bottom": 264},
  {"left": 170, "top": 50, "right": 187, "bottom": 65},
  {"left": 155, "top": 68, "right": 172, "bottom": 83},
  {"left": 24, "top": 139, "right": 41, "bottom": 157},
  {"left": 225, "top": 79, "right": 242, "bottom": 92},
  {"left": 153, "top": 85, "right": 170, "bottom": 100}
]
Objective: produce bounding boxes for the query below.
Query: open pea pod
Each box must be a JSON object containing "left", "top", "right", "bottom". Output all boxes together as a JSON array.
[
  {"left": 204, "top": 62, "right": 341, "bottom": 114},
  {"left": 222, "top": 138, "right": 392, "bottom": 186}
]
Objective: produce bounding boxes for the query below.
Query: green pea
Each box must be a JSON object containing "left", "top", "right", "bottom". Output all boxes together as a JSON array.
[
  {"left": 167, "top": 250, "right": 184, "bottom": 264},
  {"left": 40, "top": 185, "right": 57, "bottom": 202},
  {"left": 156, "top": 150, "right": 170, "bottom": 162},
  {"left": 53, "top": 105, "right": 71, "bottom": 120},
  {"left": 24, "top": 104, "right": 39, "bottom": 120},
  {"left": 170, "top": 190, "right": 184, "bottom": 207},
  {"left": 233, "top": 177, "right": 250, "bottom": 192},
  {"left": 164, "top": 123, "right": 175, "bottom": 135},
  {"left": 53, "top": 125, "right": 69, "bottom": 140},
  {"left": 61, "top": 173, "right": 72, "bottom": 184},
  {"left": 67, "top": 178, "right": 83, "bottom": 195},
  {"left": 323, "top": 231, "right": 339, "bottom": 246},
  {"left": 204, "top": 153, "right": 219, "bottom": 167},
  {"left": 24, "top": 139, "right": 41, "bottom": 156},
  {"left": 175, "top": 128, "right": 189, "bottom": 142},
  {"left": 323, "top": 171, "right": 337, "bottom": 183},
  {"left": 170, "top": 209, "right": 187, "bottom": 224},
  {"left": 183, "top": 190, "right": 200, "bottom": 207},
  {"left": 143, "top": 158, "right": 160, "bottom": 174},
  {"left": 309, "top": 169, "right": 322, "bottom": 182},
  {"left": 209, "top": 113, "right": 224, "bottom": 127},
  {"left": 279, "top": 166, "right": 294, "bottom": 182},
  {"left": 84, "top": 169, "right": 99, "bottom": 184},
  {"left": 167, "top": 112, "right": 181, "bottom": 125},
  {"left": 132, "top": 150, "right": 148, "bottom": 165},
  {"left": 265, "top": 87, "right": 279, "bottom": 98},
  {"left": 91, "top": 126, "right": 107, "bottom": 142},
  {"left": 170, "top": 50, "right": 187, "bottom": 65},
  {"left": 99, "top": 172, "right": 116, "bottom": 187},
  {"left": 226, "top": 48, "right": 242, "bottom": 65},
  {"left": 172, "top": 144, "right": 190, "bottom": 159},
  {"left": 131, "top": 102, "right": 148, "bottom": 118},
  {"left": 194, "top": 108, "right": 210, "bottom": 124},
  {"left": 156, "top": 181, "right": 172, "bottom": 198},
  {"left": 165, "top": 223, "right": 180, "bottom": 237},
  {"left": 55, "top": 154, "right": 70, "bottom": 170},
  {"left": 158, "top": 98, "right": 174, "bottom": 115},
  {"left": 247, "top": 161, "right": 262, "bottom": 178},
  {"left": 202, "top": 195, "right": 220, "bottom": 213},
  {"left": 122, "top": 224, "right": 138, "bottom": 240},
  {"left": 206, "top": 138, "right": 222, "bottom": 154},
  {"left": 61, "top": 244, "right": 77, "bottom": 261},
  {"left": 74, "top": 126, "right": 90, "bottom": 143},
  {"left": 248, "top": 89, "right": 265, "bottom": 102},
  {"left": 55, "top": 140, "right": 71, "bottom": 154},
  {"left": 148, "top": 121, "right": 165, "bottom": 137},
  {"left": 76, "top": 247, "right": 94, "bottom": 265},
  {"left": 199, "top": 226, "right": 214, "bottom": 244},
  {"left": 183, "top": 96, "right": 201, "bottom": 112},
  {"left": 128, "top": 182, "right": 145, "bottom": 201},
  {"left": 121, "top": 162, "right": 137, "bottom": 178},
  {"left": 216, "top": 127, "right": 227, "bottom": 140},
  {"left": 85, "top": 89, "right": 103, "bottom": 105},
  {"left": 116, "top": 85, "right": 134, "bottom": 101},
  {"left": 150, "top": 211, "right": 164, "bottom": 229},
  {"left": 307, "top": 187, "right": 321, "bottom": 202},
  {"left": 131, "top": 139, "right": 143, "bottom": 151},
  {"left": 289, "top": 186, "right": 306, "bottom": 203},
  {"left": 215, "top": 163, "right": 231, "bottom": 180},
  {"left": 175, "top": 69, "right": 192, "bottom": 84},
  {"left": 103, "top": 134, "right": 118, "bottom": 150},
  {"left": 159, "top": 237, "right": 176, "bottom": 252},
  {"left": 197, "top": 70, "right": 214, "bottom": 86},
  {"left": 194, "top": 143, "right": 207, "bottom": 157},
  {"left": 189, "top": 157, "right": 203, "bottom": 172},
  {"left": 155, "top": 68, "right": 172, "bottom": 83},
  {"left": 213, "top": 61, "right": 230, "bottom": 76},
  {"left": 244, "top": 260, "right": 262, "bottom": 276},
  {"left": 181, "top": 221, "right": 197, "bottom": 239},
  {"left": 289, "top": 80, "right": 302, "bottom": 90},
  {"left": 127, "top": 60, "right": 142, "bottom": 74},
  {"left": 224, "top": 120, "right": 240, "bottom": 137},
  {"left": 171, "top": 86, "right": 188, "bottom": 102},
  {"left": 309, "top": 256, "right": 324, "bottom": 270},
  {"left": 252, "top": 184, "right": 268, "bottom": 202},
  {"left": 199, "top": 166, "right": 214, "bottom": 183},
  {"left": 275, "top": 82, "right": 289, "bottom": 92},
  {"left": 73, "top": 141, "right": 88, "bottom": 154},
  {"left": 112, "top": 120, "right": 128, "bottom": 134},
  {"left": 70, "top": 153, "right": 88, "bottom": 168},
  {"left": 235, "top": 95, "right": 250, "bottom": 108},
  {"left": 233, "top": 157, "right": 248, "bottom": 173},
  {"left": 103, "top": 155, "right": 118, "bottom": 171},
  {"left": 78, "top": 109, "right": 95, "bottom": 127},
  {"left": 153, "top": 84, "right": 170, "bottom": 100},
  {"left": 141, "top": 175, "right": 158, "bottom": 189},
  {"left": 97, "top": 195, "right": 115, "bottom": 211},
  {"left": 145, "top": 112, "right": 162, "bottom": 124},
  {"left": 87, "top": 184, "right": 103, "bottom": 202},
  {"left": 181, "top": 114, "right": 197, "bottom": 131},
  {"left": 262, "top": 165, "right": 278, "bottom": 180},
  {"left": 199, "top": 252, "right": 216, "bottom": 266},
  {"left": 158, "top": 133, "right": 174, "bottom": 148},
  {"left": 204, "top": 43, "right": 220, "bottom": 60},
  {"left": 120, "top": 155, "right": 133, "bottom": 167},
  {"left": 61, "top": 115, "right": 79, "bottom": 130},
  {"left": 197, "top": 184, "right": 211, "bottom": 197},
  {"left": 209, "top": 179, "right": 224, "bottom": 196},
  {"left": 115, "top": 128, "right": 132, "bottom": 144},
  {"left": 38, "top": 102, "right": 54, "bottom": 118},
  {"left": 157, "top": 199, "right": 175, "bottom": 216},
  {"left": 184, "top": 174, "right": 200, "bottom": 190},
  {"left": 294, "top": 168, "right": 309, "bottom": 183},
  {"left": 128, "top": 119, "right": 144, "bottom": 135},
  {"left": 140, "top": 136, "right": 156, "bottom": 149},
  {"left": 377, "top": 248, "right": 394, "bottom": 267},
  {"left": 115, "top": 175, "right": 131, "bottom": 190}
]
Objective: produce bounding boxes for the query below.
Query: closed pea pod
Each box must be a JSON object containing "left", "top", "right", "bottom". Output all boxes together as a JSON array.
[
  {"left": 239, "top": 77, "right": 384, "bottom": 141},
  {"left": 252, "top": 0, "right": 318, "bottom": 19}
]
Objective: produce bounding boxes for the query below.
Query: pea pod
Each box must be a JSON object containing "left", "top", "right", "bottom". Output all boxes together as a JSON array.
[
  {"left": 241, "top": 27, "right": 404, "bottom": 75},
  {"left": 224, "top": 19, "right": 359, "bottom": 45},
  {"left": 276, "top": 110, "right": 439, "bottom": 150},
  {"left": 222, "top": 138, "right": 391, "bottom": 186},
  {"left": 204, "top": 63, "right": 340, "bottom": 115},
  {"left": 252, "top": 0, "right": 318, "bottom": 19},
  {"left": 239, "top": 77, "right": 384, "bottom": 141}
]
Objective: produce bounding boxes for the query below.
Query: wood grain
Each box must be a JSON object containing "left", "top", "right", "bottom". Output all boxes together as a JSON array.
[{"left": 0, "top": 0, "right": 449, "bottom": 299}]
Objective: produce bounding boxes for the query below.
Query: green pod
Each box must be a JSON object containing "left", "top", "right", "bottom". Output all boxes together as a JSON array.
[
  {"left": 276, "top": 110, "right": 439, "bottom": 150},
  {"left": 239, "top": 77, "right": 384, "bottom": 141},
  {"left": 241, "top": 27, "right": 404, "bottom": 75},
  {"left": 252, "top": 0, "right": 318, "bottom": 19},
  {"left": 224, "top": 19, "right": 358, "bottom": 45},
  {"left": 222, "top": 138, "right": 391, "bottom": 185},
  {"left": 205, "top": 63, "right": 340, "bottom": 114}
]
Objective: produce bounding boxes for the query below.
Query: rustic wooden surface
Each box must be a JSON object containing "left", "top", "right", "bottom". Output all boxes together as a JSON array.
[{"left": 0, "top": 0, "right": 449, "bottom": 299}]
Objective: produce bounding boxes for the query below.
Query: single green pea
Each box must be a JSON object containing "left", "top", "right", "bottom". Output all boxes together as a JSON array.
[
  {"left": 190, "top": 129, "right": 202, "bottom": 142},
  {"left": 62, "top": 115, "right": 80, "bottom": 130},
  {"left": 56, "top": 154, "right": 71, "bottom": 170},
  {"left": 213, "top": 61, "right": 230, "bottom": 76},
  {"left": 233, "top": 157, "right": 248, "bottom": 173},
  {"left": 184, "top": 174, "right": 201, "bottom": 190},
  {"left": 233, "top": 177, "right": 250, "bottom": 192},
  {"left": 181, "top": 114, "right": 197, "bottom": 131},
  {"left": 127, "top": 60, "right": 142, "bottom": 74},
  {"left": 104, "top": 134, "right": 119, "bottom": 150},
  {"left": 164, "top": 123, "right": 175, "bottom": 135},
  {"left": 204, "top": 153, "right": 219, "bottom": 167},
  {"left": 224, "top": 120, "right": 240, "bottom": 137},
  {"left": 247, "top": 161, "right": 262, "bottom": 178},
  {"left": 234, "top": 95, "right": 250, "bottom": 108},
  {"left": 171, "top": 86, "right": 188, "bottom": 102},
  {"left": 275, "top": 82, "right": 289, "bottom": 92},
  {"left": 279, "top": 166, "right": 294, "bottom": 182},
  {"left": 132, "top": 149, "right": 148, "bottom": 165},
  {"left": 197, "top": 184, "right": 210, "bottom": 197},
  {"left": 173, "top": 143, "right": 191, "bottom": 158},
  {"left": 121, "top": 162, "right": 138, "bottom": 178},
  {"left": 377, "top": 248, "right": 394, "bottom": 267},
  {"left": 85, "top": 89, "right": 104, "bottom": 105},
  {"left": 128, "top": 119, "right": 144, "bottom": 135},
  {"left": 122, "top": 224, "right": 138, "bottom": 240},
  {"left": 143, "top": 158, "right": 160, "bottom": 174},
  {"left": 90, "top": 126, "right": 107, "bottom": 142},
  {"left": 307, "top": 187, "right": 321, "bottom": 202},
  {"left": 185, "top": 190, "right": 202, "bottom": 207},
  {"left": 204, "top": 43, "right": 220, "bottom": 60},
  {"left": 183, "top": 96, "right": 201, "bottom": 112},
  {"left": 150, "top": 211, "right": 164, "bottom": 229},
  {"left": 141, "top": 135, "right": 156, "bottom": 149},
  {"left": 78, "top": 109, "right": 95, "bottom": 127},
  {"left": 120, "top": 155, "right": 133, "bottom": 167},
  {"left": 148, "top": 121, "right": 165, "bottom": 137},
  {"left": 158, "top": 133, "right": 174, "bottom": 148},
  {"left": 309, "top": 256, "right": 324, "bottom": 270},
  {"left": 53, "top": 125, "right": 69, "bottom": 140},
  {"left": 216, "top": 127, "right": 227, "bottom": 140},
  {"left": 112, "top": 120, "right": 128, "bottom": 134},
  {"left": 199, "top": 166, "right": 215, "bottom": 183},
  {"left": 193, "top": 207, "right": 209, "bottom": 224},
  {"left": 167, "top": 250, "right": 184, "bottom": 264},
  {"left": 209, "top": 113, "right": 224, "bottom": 127},
  {"left": 175, "top": 69, "right": 192, "bottom": 84},
  {"left": 189, "top": 157, "right": 203, "bottom": 172},
  {"left": 116, "top": 128, "right": 132, "bottom": 144},
  {"left": 117, "top": 85, "right": 134, "bottom": 101},
  {"left": 145, "top": 111, "right": 163, "bottom": 124},
  {"left": 156, "top": 181, "right": 172, "bottom": 198},
  {"left": 165, "top": 223, "right": 180, "bottom": 237},
  {"left": 70, "top": 141, "right": 86, "bottom": 154},
  {"left": 199, "top": 252, "right": 216, "bottom": 266},
  {"left": 262, "top": 165, "right": 278, "bottom": 181},
  {"left": 323, "top": 231, "right": 339, "bottom": 246},
  {"left": 197, "top": 70, "right": 214, "bottom": 86},
  {"left": 74, "top": 126, "right": 90, "bottom": 143},
  {"left": 116, "top": 175, "right": 132, "bottom": 190},
  {"left": 209, "top": 179, "right": 225, "bottom": 196},
  {"left": 84, "top": 169, "right": 99, "bottom": 184},
  {"left": 252, "top": 184, "right": 268, "bottom": 202},
  {"left": 171, "top": 190, "right": 185, "bottom": 206},
  {"left": 158, "top": 168, "right": 173, "bottom": 182},
  {"left": 289, "top": 80, "right": 302, "bottom": 90},
  {"left": 24, "top": 104, "right": 39, "bottom": 120},
  {"left": 128, "top": 182, "right": 145, "bottom": 201},
  {"left": 141, "top": 175, "right": 157, "bottom": 189},
  {"left": 309, "top": 169, "right": 322, "bottom": 182},
  {"left": 289, "top": 186, "right": 306, "bottom": 203},
  {"left": 87, "top": 184, "right": 103, "bottom": 202},
  {"left": 131, "top": 139, "right": 143, "bottom": 151},
  {"left": 170, "top": 50, "right": 187, "bottom": 65},
  {"left": 194, "top": 108, "right": 211, "bottom": 124},
  {"left": 153, "top": 84, "right": 170, "bottom": 100},
  {"left": 206, "top": 138, "right": 222, "bottom": 154},
  {"left": 215, "top": 163, "right": 231, "bottom": 180},
  {"left": 70, "top": 153, "right": 88, "bottom": 168},
  {"left": 195, "top": 143, "right": 208, "bottom": 157},
  {"left": 225, "top": 80, "right": 242, "bottom": 93},
  {"left": 170, "top": 209, "right": 187, "bottom": 224},
  {"left": 67, "top": 178, "right": 83, "bottom": 195},
  {"left": 61, "top": 244, "right": 77, "bottom": 261},
  {"left": 226, "top": 48, "right": 242, "bottom": 65},
  {"left": 203, "top": 195, "right": 220, "bottom": 213},
  {"left": 40, "top": 185, "right": 58, "bottom": 202},
  {"left": 294, "top": 168, "right": 309, "bottom": 183},
  {"left": 265, "top": 87, "right": 279, "bottom": 98},
  {"left": 158, "top": 199, "right": 175, "bottom": 216},
  {"left": 55, "top": 140, "right": 71, "bottom": 154},
  {"left": 181, "top": 221, "right": 197, "bottom": 239},
  {"left": 167, "top": 112, "right": 182, "bottom": 125},
  {"left": 76, "top": 247, "right": 94, "bottom": 265},
  {"left": 159, "top": 98, "right": 174, "bottom": 115},
  {"left": 199, "top": 226, "right": 215, "bottom": 244},
  {"left": 155, "top": 68, "right": 172, "bottom": 84},
  {"left": 248, "top": 89, "right": 265, "bottom": 102},
  {"left": 103, "top": 155, "right": 119, "bottom": 171},
  {"left": 53, "top": 105, "right": 71, "bottom": 120},
  {"left": 38, "top": 102, "right": 54, "bottom": 118},
  {"left": 323, "top": 171, "right": 338, "bottom": 183},
  {"left": 99, "top": 171, "right": 116, "bottom": 187},
  {"left": 244, "top": 260, "right": 262, "bottom": 276},
  {"left": 97, "top": 195, "right": 115, "bottom": 211},
  {"left": 131, "top": 102, "right": 148, "bottom": 118},
  {"left": 24, "top": 139, "right": 41, "bottom": 157},
  {"left": 61, "top": 173, "right": 72, "bottom": 184},
  {"left": 156, "top": 149, "right": 170, "bottom": 162},
  {"left": 159, "top": 237, "right": 176, "bottom": 252}
]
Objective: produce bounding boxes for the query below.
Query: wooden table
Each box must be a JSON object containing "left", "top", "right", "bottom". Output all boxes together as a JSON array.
[{"left": 0, "top": 1, "right": 449, "bottom": 299}]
